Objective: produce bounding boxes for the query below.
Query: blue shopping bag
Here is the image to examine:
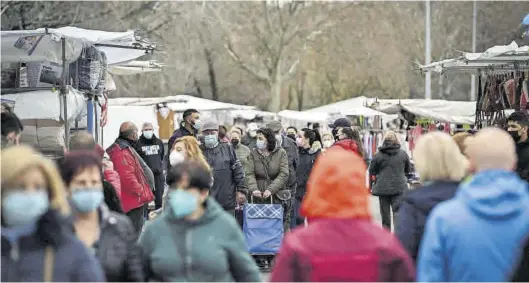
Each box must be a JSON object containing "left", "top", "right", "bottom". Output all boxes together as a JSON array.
[{"left": 243, "top": 198, "right": 284, "bottom": 255}]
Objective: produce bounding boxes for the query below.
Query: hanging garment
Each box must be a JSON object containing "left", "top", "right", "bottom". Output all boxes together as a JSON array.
[
  {"left": 428, "top": 123, "right": 436, "bottom": 132},
  {"left": 521, "top": 79, "right": 529, "bottom": 111},
  {"left": 157, "top": 110, "right": 175, "bottom": 140},
  {"left": 408, "top": 126, "right": 423, "bottom": 151}
]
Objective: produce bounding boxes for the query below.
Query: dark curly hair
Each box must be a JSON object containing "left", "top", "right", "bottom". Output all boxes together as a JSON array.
[
  {"left": 257, "top": 127, "right": 276, "bottom": 152},
  {"left": 301, "top": 128, "right": 317, "bottom": 147}
]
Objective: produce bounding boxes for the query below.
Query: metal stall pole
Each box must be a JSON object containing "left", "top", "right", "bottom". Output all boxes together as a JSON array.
[
  {"left": 87, "top": 96, "right": 94, "bottom": 135},
  {"left": 61, "top": 37, "right": 70, "bottom": 150},
  {"left": 94, "top": 98, "right": 99, "bottom": 144}
]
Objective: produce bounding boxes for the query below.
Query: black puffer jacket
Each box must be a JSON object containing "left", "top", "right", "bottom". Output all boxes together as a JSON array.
[
  {"left": 369, "top": 141, "right": 411, "bottom": 196},
  {"left": 95, "top": 205, "right": 144, "bottom": 282},
  {"left": 515, "top": 140, "right": 529, "bottom": 182},
  {"left": 280, "top": 136, "right": 299, "bottom": 197},
  {"left": 295, "top": 147, "right": 320, "bottom": 200}
]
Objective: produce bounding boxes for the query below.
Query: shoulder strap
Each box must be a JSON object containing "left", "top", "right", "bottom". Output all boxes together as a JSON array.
[{"left": 43, "top": 246, "right": 54, "bottom": 282}]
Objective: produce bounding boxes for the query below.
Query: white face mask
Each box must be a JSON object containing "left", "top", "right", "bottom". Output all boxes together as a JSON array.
[
  {"left": 323, "top": 140, "right": 333, "bottom": 148},
  {"left": 169, "top": 151, "right": 185, "bottom": 166},
  {"left": 159, "top": 108, "right": 170, "bottom": 119}
]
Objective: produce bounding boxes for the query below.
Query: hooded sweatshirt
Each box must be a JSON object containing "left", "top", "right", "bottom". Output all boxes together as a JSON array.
[
  {"left": 139, "top": 198, "right": 261, "bottom": 282},
  {"left": 417, "top": 170, "right": 529, "bottom": 282},
  {"left": 270, "top": 147, "right": 415, "bottom": 282}
]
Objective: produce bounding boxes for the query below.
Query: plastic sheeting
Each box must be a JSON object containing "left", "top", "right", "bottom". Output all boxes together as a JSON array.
[
  {"left": 2, "top": 86, "right": 86, "bottom": 122},
  {"left": 55, "top": 26, "right": 150, "bottom": 65},
  {"left": 1, "top": 27, "right": 151, "bottom": 66},
  {"left": 1, "top": 30, "right": 83, "bottom": 64},
  {"left": 420, "top": 41, "right": 529, "bottom": 74},
  {"left": 108, "top": 60, "right": 163, "bottom": 76}
]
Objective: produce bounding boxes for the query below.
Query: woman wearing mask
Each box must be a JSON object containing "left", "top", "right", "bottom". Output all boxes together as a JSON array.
[
  {"left": 369, "top": 131, "right": 411, "bottom": 231},
  {"left": 1, "top": 146, "right": 105, "bottom": 282},
  {"left": 59, "top": 151, "right": 144, "bottom": 281},
  {"left": 320, "top": 132, "right": 335, "bottom": 152},
  {"left": 270, "top": 148, "right": 414, "bottom": 282},
  {"left": 246, "top": 127, "right": 289, "bottom": 230},
  {"left": 150, "top": 136, "right": 211, "bottom": 219},
  {"left": 230, "top": 128, "right": 251, "bottom": 173},
  {"left": 395, "top": 132, "right": 467, "bottom": 264},
  {"left": 139, "top": 161, "right": 261, "bottom": 282},
  {"left": 293, "top": 128, "right": 321, "bottom": 228},
  {"left": 286, "top": 126, "right": 298, "bottom": 141}
]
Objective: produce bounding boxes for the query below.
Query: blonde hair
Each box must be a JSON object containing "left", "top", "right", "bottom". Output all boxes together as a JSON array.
[
  {"left": 173, "top": 136, "right": 211, "bottom": 171},
  {"left": 383, "top": 130, "right": 400, "bottom": 144},
  {"left": 452, "top": 132, "right": 472, "bottom": 156},
  {"left": 1, "top": 145, "right": 70, "bottom": 216},
  {"left": 413, "top": 132, "right": 468, "bottom": 182},
  {"left": 465, "top": 128, "right": 516, "bottom": 171}
]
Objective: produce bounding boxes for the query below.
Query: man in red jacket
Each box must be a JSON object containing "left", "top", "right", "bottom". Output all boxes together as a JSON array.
[{"left": 107, "top": 122, "right": 155, "bottom": 234}]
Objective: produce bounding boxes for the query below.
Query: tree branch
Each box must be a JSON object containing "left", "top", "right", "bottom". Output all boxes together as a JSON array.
[{"left": 224, "top": 41, "right": 270, "bottom": 84}]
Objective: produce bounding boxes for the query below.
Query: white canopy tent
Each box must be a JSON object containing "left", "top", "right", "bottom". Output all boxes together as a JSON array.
[
  {"left": 108, "top": 95, "right": 256, "bottom": 112},
  {"left": 277, "top": 110, "right": 330, "bottom": 129}
]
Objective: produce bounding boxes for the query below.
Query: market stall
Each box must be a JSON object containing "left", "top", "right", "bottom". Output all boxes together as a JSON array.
[
  {"left": 1, "top": 26, "right": 156, "bottom": 155},
  {"left": 420, "top": 41, "right": 529, "bottom": 128}
]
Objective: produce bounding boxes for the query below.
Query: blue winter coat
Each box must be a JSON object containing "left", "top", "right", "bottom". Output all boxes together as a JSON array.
[
  {"left": 395, "top": 180, "right": 458, "bottom": 263},
  {"left": 1, "top": 210, "right": 106, "bottom": 282},
  {"left": 417, "top": 170, "right": 529, "bottom": 282}
]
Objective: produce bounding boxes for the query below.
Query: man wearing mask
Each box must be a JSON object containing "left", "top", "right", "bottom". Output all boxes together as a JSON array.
[
  {"left": 230, "top": 127, "right": 251, "bottom": 175},
  {"left": 242, "top": 122, "right": 258, "bottom": 149},
  {"left": 507, "top": 111, "right": 529, "bottom": 182},
  {"left": 201, "top": 120, "right": 247, "bottom": 215},
  {"left": 168, "top": 109, "right": 201, "bottom": 157},
  {"left": 286, "top": 126, "right": 297, "bottom": 141},
  {"left": 106, "top": 122, "right": 155, "bottom": 234},
  {"left": 266, "top": 120, "right": 299, "bottom": 230},
  {"left": 328, "top": 118, "right": 352, "bottom": 141},
  {"left": 137, "top": 122, "right": 166, "bottom": 210}
]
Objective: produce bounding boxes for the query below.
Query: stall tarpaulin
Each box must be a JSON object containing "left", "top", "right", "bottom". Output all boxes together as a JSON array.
[
  {"left": 108, "top": 61, "right": 163, "bottom": 76},
  {"left": 108, "top": 95, "right": 256, "bottom": 112},
  {"left": 372, "top": 99, "right": 476, "bottom": 124},
  {"left": 2, "top": 86, "right": 86, "bottom": 122},
  {"left": 55, "top": 26, "right": 150, "bottom": 65}
]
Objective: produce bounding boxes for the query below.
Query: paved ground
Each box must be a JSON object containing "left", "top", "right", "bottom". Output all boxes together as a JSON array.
[{"left": 261, "top": 196, "right": 386, "bottom": 280}]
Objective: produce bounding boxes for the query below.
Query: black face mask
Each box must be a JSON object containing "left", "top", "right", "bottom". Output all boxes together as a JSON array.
[
  {"left": 508, "top": 130, "right": 521, "bottom": 143},
  {"left": 287, "top": 134, "right": 296, "bottom": 141},
  {"left": 332, "top": 128, "right": 339, "bottom": 140},
  {"left": 231, "top": 139, "right": 240, "bottom": 146}
]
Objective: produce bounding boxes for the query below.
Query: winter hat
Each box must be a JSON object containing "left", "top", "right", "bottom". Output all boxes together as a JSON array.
[
  {"left": 301, "top": 147, "right": 370, "bottom": 220},
  {"left": 201, "top": 120, "right": 219, "bottom": 132}
]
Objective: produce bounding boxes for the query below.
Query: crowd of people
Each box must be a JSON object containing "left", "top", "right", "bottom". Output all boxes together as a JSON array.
[{"left": 1, "top": 103, "right": 529, "bottom": 281}]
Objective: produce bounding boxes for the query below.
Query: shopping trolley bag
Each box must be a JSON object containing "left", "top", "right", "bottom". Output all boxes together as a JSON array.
[{"left": 243, "top": 196, "right": 284, "bottom": 255}]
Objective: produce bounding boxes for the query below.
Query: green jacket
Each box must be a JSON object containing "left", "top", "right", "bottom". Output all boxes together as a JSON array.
[{"left": 139, "top": 198, "right": 261, "bottom": 282}]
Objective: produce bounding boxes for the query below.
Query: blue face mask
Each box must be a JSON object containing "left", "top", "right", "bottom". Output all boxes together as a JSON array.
[
  {"left": 71, "top": 189, "right": 104, "bottom": 213},
  {"left": 2, "top": 190, "right": 49, "bottom": 227},
  {"left": 168, "top": 189, "right": 198, "bottom": 218},
  {"left": 204, "top": 134, "right": 219, "bottom": 148},
  {"left": 256, "top": 140, "right": 266, "bottom": 150},
  {"left": 143, "top": 130, "right": 154, "bottom": 139}
]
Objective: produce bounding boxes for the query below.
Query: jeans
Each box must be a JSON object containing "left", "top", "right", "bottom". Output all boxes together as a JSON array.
[{"left": 153, "top": 173, "right": 165, "bottom": 210}]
